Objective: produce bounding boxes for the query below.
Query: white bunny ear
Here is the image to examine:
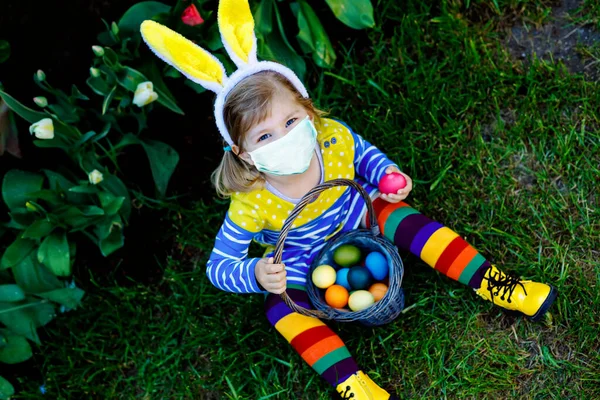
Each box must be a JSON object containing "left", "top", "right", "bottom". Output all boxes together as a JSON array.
[
  {"left": 140, "top": 20, "right": 227, "bottom": 93},
  {"left": 218, "top": 0, "right": 258, "bottom": 68}
]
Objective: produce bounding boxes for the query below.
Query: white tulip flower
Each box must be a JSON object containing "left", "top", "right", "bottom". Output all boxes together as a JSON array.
[
  {"left": 133, "top": 81, "right": 158, "bottom": 107},
  {"left": 88, "top": 169, "right": 104, "bottom": 185},
  {"left": 29, "top": 118, "right": 54, "bottom": 140}
]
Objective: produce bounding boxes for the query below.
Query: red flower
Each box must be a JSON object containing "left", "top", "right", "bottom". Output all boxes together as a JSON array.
[{"left": 181, "top": 4, "right": 204, "bottom": 26}]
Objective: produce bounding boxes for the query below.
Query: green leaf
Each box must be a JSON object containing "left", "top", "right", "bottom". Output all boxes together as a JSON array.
[
  {"left": 139, "top": 61, "right": 184, "bottom": 115},
  {"left": 118, "top": 1, "right": 171, "bottom": 37},
  {"left": 43, "top": 169, "right": 88, "bottom": 205},
  {"left": 99, "top": 174, "right": 131, "bottom": 221},
  {"left": 43, "top": 232, "right": 71, "bottom": 276},
  {"left": 70, "top": 84, "right": 90, "bottom": 101},
  {"left": 99, "top": 223, "right": 124, "bottom": 256},
  {"left": 0, "top": 40, "right": 10, "bottom": 64},
  {"left": 0, "top": 285, "right": 25, "bottom": 302},
  {"left": 98, "top": 192, "right": 125, "bottom": 216},
  {"left": 38, "top": 288, "right": 84, "bottom": 309},
  {"left": 0, "top": 90, "right": 48, "bottom": 123},
  {"left": 0, "top": 237, "right": 36, "bottom": 270},
  {"left": 0, "top": 375, "right": 15, "bottom": 399},
  {"left": 0, "top": 299, "right": 55, "bottom": 344},
  {"left": 13, "top": 255, "right": 62, "bottom": 294},
  {"left": 140, "top": 138, "right": 179, "bottom": 196},
  {"left": 118, "top": 66, "right": 184, "bottom": 115},
  {"left": 102, "top": 85, "right": 117, "bottom": 115},
  {"left": 22, "top": 219, "right": 55, "bottom": 239},
  {"left": 0, "top": 330, "right": 32, "bottom": 364},
  {"left": 256, "top": 1, "right": 306, "bottom": 80},
  {"left": 324, "top": 0, "right": 374, "bottom": 29},
  {"left": 86, "top": 76, "right": 111, "bottom": 96},
  {"left": 68, "top": 184, "right": 99, "bottom": 194},
  {"left": 254, "top": 0, "right": 273, "bottom": 36},
  {"left": 28, "top": 189, "right": 62, "bottom": 205},
  {"left": 56, "top": 206, "right": 104, "bottom": 229},
  {"left": 296, "top": 1, "right": 336, "bottom": 68},
  {"left": 2, "top": 169, "right": 44, "bottom": 210}
]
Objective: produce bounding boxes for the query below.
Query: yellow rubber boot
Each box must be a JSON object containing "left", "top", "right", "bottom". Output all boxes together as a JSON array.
[
  {"left": 335, "top": 371, "right": 397, "bottom": 400},
  {"left": 475, "top": 265, "right": 557, "bottom": 321}
]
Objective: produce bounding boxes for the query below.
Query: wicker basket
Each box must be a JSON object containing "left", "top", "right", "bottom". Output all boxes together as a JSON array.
[{"left": 274, "top": 179, "right": 405, "bottom": 326}]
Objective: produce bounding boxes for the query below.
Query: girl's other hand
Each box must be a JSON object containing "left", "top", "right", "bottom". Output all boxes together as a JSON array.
[
  {"left": 380, "top": 166, "right": 413, "bottom": 203},
  {"left": 255, "top": 257, "right": 287, "bottom": 294}
]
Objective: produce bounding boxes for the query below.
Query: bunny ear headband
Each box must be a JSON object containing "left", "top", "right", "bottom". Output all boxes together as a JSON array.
[{"left": 140, "top": 0, "right": 309, "bottom": 149}]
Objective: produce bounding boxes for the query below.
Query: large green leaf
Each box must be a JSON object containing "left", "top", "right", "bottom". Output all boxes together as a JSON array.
[
  {"left": 0, "top": 329, "right": 32, "bottom": 364},
  {"left": 295, "top": 1, "right": 336, "bottom": 68},
  {"left": 38, "top": 288, "right": 84, "bottom": 309},
  {"left": 44, "top": 232, "right": 71, "bottom": 276},
  {"left": 0, "top": 90, "right": 46, "bottom": 123},
  {"left": 254, "top": 0, "right": 273, "bottom": 36},
  {"left": 42, "top": 169, "right": 88, "bottom": 205},
  {"left": 99, "top": 174, "right": 131, "bottom": 220},
  {"left": 118, "top": 1, "right": 171, "bottom": 37},
  {"left": 0, "top": 285, "right": 25, "bottom": 302},
  {"left": 139, "top": 61, "right": 185, "bottom": 115},
  {"left": 0, "top": 40, "right": 10, "bottom": 64},
  {"left": 117, "top": 66, "right": 184, "bottom": 115},
  {"left": 22, "top": 219, "right": 55, "bottom": 239},
  {"left": 140, "top": 139, "right": 179, "bottom": 197},
  {"left": 256, "top": 0, "right": 306, "bottom": 80},
  {"left": 99, "top": 225, "right": 124, "bottom": 257},
  {"left": 13, "top": 255, "right": 62, "bottom": 294},
  {"left": 2, "top": 169, "right": 44, "bottom": 211},
  {"left": 0, "top": 375, "right": 15, "bottom": 399},
  {"left": 324, "top": 0, "right": 375, "bottom": 29},
  {"left": 98, "top": 192, "right": 125, "bottom": 216},
  {"left": 0, "top": 237, "right": 36, "bottom": 270},
  {"left": 0, "top": 299, "right": 55, "bottom": 344}
]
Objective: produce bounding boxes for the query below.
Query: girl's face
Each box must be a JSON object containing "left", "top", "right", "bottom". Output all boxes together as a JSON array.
[{"left": 237, "top": 88, "right": 311, "bottom": 165}]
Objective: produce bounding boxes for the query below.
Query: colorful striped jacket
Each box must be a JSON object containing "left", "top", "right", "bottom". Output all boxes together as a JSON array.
[{"left": 206, "top": 118, "right": 398, "bottom": 293}]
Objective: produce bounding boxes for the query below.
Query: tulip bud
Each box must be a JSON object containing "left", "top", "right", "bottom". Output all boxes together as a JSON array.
[
  {"left": 33, "top": 96, "right": 48, "bottom": 108},
  {"left": 111, "top": 22, "right": 119, "bottom": 36},
  {"left": 92, "top": 45, "right": 105, "bottom": 57},
  {"left": 36, "top": 69, "right": 46, "bottom": 82},
  {"left": 90, "top": 67, "right": 101, "bottom": 78},
  {"left": 25, "top": 202, "right": 37, "bottom": 212},
  {"left": 133, "top": 81, "right": 159, "bottom": 107},
  {"left": 88, "top": 169, "right": 104, "bottom": 185},
  {"left": 29, "top": 118, "right": 54, "bottom": 140}
]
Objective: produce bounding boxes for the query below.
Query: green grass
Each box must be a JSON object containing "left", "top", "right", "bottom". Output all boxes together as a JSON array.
[{"left": 10, "top": 0, "right": 600, "bottom": 398}]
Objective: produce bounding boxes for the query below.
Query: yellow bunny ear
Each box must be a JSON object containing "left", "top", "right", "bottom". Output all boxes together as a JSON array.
[
  {"left": 140, "top": 20, "right": 227, "bottom": 93},
  {"left": 218, "top": 0, "right": 258, "bottom": 68}
]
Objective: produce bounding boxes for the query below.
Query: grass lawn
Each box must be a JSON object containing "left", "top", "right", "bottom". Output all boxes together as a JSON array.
[{"left": 9, "top": 0, "right": 600, "bottom": 398}]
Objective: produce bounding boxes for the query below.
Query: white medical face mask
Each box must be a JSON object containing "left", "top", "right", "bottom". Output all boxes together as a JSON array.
[{"left": 248, "top": 116, "right": 317, "bottom": 176}]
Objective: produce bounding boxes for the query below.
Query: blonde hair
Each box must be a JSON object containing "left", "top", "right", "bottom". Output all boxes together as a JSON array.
[{"left": 211, "top": 71, "right": 326, "bottom": 197}]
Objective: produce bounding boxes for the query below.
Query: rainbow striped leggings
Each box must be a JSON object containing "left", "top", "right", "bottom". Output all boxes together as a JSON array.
[{"left": 264, "top": 200, "right": 492, "bottom": 387}]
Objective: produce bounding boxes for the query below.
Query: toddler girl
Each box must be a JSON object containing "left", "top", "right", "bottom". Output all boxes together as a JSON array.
[{"left": 141, "top": 2, "right": 557, "bottom": 398}]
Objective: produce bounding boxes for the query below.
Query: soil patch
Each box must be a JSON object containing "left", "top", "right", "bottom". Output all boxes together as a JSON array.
[{"left": 505, "top": 0, "right": 600, "bottom": 80}]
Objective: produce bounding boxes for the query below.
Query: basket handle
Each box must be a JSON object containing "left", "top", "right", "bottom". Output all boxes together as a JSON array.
[{"left": 274, "top": 178, "right": 379, "bottom": 319}]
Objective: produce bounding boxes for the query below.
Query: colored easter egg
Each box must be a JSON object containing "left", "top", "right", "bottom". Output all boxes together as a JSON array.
[
  {"left": 312, "top": 265, "right": 337, "bottom": 289},
  {"left": 368, "top": 283, "right": 388, "bottom": 302},
  {"left": 348, "top": 290, "right": 375, "bottom": 311},
  {"left": 325, "top": 285, "right": 349, "bottom": 309},
  {"left": 335, "top": 268, "right": 352, "bottom": 290},
  {"left": 333, "top": 245, "right": 361, "bottom": 267},
  {"left": 378, "top": 172, "right": 407, "bottom": 195},
  {"left": 365, "top": 252, "right": 388, "bottom": 280},
  {"left": 347, "top": 266, "right": 373, "bottom": 290}
]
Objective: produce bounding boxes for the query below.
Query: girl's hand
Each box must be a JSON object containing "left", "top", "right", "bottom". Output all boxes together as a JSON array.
[
  {"left": 379, "top": 166, "right": 413, "bottom": 203},
  {"left": 255, "top": 257, "right": 287, "bottom": 294}
]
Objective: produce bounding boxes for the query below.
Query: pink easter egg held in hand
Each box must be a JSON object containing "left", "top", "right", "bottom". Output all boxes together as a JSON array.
[{"left": 378, "top": 172, "right": 407, "bottom": 194}]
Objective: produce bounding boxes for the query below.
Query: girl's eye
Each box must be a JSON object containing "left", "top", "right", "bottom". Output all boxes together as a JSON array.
[
  {"left": 285, "top": 118, "right": 297, "bottom": 128},
  {"left": 258, "top": 133, "right": 272, "bottom": 142}
]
